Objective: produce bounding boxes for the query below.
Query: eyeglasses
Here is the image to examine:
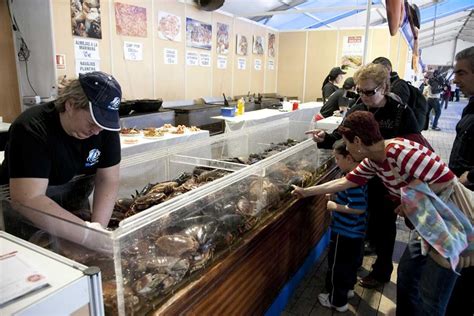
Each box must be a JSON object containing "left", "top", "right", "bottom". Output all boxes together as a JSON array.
[{"left": 356, "top": 85, "right": 381, "bottom": 97}]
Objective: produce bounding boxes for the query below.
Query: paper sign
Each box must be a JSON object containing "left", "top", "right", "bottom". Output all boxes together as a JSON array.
[
  {"left": 237, "top": 58, "right": 246, "bottom": 70},
  {"left": 217, "top": 55, "right": 227, "bottom": 69},
  {"left": 123, "top": 42, "right": 143, "bottom": 61},
  {"left": 164, "top": 48, "right": 178, "bottom": 64},
  {"left": 56, "top": 54, "right": 66, "bottom": 69},
  {"left": 268, "top": 60, "right": 274, "bottom": 70},
  {"left": 74, "top": 38, "right": 100, "bottom": 60},
  {"left": 76, "top": 59, "right": 100, "bottom": 75},
  {"left": 200, "top": 53, "right": 211, "bottom": 67},
  {"left": 254, "top": 59, "right": 262, "bottom": 71},
  {"left": 0, "top": 250, "right": 49, "bottom": 305},
  {"left": 186, "top": 51, "right": 199, "bottom": 66}
]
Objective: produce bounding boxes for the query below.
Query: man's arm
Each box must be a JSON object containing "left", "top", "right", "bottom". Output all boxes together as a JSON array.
[
  {"left": 9, "top": 178, "right": 86, "bottom": 242},
  {"left": 92, "top": 164, "right": 120, "bottom": 227}
]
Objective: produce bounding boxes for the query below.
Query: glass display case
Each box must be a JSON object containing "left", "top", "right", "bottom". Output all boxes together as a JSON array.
[{"left": 1, "top": 118, "right": 334, "bottom": 315}]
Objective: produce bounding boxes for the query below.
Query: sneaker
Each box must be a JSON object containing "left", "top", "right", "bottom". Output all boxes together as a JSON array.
[
  {"left": 432, "top": 126, "right": 441, "bottom": 131},
  {"left": 347, "top": 290, "right": 355, "bottom": 299},
  {"left": 318, "top": 293, "right": 349, "bottom": 312}
]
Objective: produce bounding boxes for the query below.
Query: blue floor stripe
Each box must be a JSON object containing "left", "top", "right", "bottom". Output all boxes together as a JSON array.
[{"left": 265, "top": 229, "right": 330, "bottom": 316}]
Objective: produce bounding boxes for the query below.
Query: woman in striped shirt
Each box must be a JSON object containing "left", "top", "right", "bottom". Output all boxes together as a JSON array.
[{"left": 292, "top": 111, "right": 463, "bottom": 315}]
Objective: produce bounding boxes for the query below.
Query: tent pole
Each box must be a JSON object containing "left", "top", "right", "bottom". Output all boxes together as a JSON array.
[{"left": 363, "top": 0, "right": 372, "bottom": 65}]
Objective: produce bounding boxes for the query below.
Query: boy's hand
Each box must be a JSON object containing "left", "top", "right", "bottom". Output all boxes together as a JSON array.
[
  {"left": 327, "top": 201, "right": 337, "bottom": 211},
  {"left": 291, "top": 185, "right": 307, "bottom": 199}
]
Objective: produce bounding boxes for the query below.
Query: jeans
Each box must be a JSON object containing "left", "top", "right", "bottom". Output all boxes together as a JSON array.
[
  {"left": 427, "top": 98, "right": 442, "bottom": 128},
  {"left": 397, "top": 233, "right": 459, "bottom": 316}
]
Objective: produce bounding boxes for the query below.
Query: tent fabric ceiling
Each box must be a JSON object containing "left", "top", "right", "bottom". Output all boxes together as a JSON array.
[{"left": 219, "top": 0, "right": 474, "bottom": 49}]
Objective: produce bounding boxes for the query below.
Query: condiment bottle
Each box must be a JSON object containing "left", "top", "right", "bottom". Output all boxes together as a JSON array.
[{"left": 237, "top": 98, "right": 245, "bottom": 115}]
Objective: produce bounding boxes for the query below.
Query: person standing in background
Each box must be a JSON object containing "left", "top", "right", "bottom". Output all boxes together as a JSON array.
[
  {"left": 442, "top": 83, "right": 451, "bottom": 109},
  {"left": 446, "top": 45, "right": 474, "bottom": 316},
  {"left": 322, "top": 67, "right": 346, "bottom": 104},
  {"left": 450, "top": 80, "right": 456, "bottom": 101},
  {"left": 424, "top": 70, "right": 444, "bottom": 131},
  {"left": 316, "top": 77, "right": 357, "bottom": 120}
]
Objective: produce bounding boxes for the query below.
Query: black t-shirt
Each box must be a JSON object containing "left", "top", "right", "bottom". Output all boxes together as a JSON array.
[
  {"left": 320, "top": 89, "right": 356, "bottom": 118},
  {"left": 317, "top": 94, "right": 420, "bottom": 149},
  {"left": 322, "top": 82, "right": 338, "bottom": 104},
  {"left": 0, "top": 102, "right": 121, "bottom": 185}
]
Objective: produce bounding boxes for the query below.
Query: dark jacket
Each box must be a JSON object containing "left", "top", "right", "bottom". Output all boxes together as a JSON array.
[
  {"left": 322, "top": 82, "right": 338, "bottom": 104},
  {"left": 449, "top": 96, "right": 474, "bottom": 189},
  {"left": 317, "top": 93, "right": 420, "bottom": 149},
  {"left": 390, "top": 71, "right": 410, "bottom": 105},
  {"left": 319, "top": 89, "right": 356, "bottom": 118}
]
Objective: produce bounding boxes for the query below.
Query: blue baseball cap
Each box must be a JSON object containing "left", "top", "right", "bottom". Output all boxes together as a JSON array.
[{"left": 79, "top": 71, "right": 122, "bottom": 131}]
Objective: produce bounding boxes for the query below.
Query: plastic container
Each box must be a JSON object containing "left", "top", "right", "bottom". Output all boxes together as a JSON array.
[
  {"left": 237, "top": 98, "right": 245, "bottom": 116},
  {"left": 221, "top": 107, "right": 236, "bottom": 117}
]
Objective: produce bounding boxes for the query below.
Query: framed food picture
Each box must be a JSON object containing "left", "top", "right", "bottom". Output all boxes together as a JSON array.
[
  {"left": 216, "top": 22, "right": 229, "bottom": 54},
  {"left": 268, "top": 33, "right": 276, "bottom": 58},
  {"left": 236, "top": 34, "right": 248, "bottom": 56},
  {"left": 114, "top": 2, "right": 147, "bottom": 37},
  {"left": 157, "top": 11, "right": 181, "bottom": 41},
  {"left": 71, "top": 0, "right": 102, "bottom": 38},
  {"left": 252, "top": 35, "right": 264, "bottom": 55},
  {"left": 186, "top": 17, "right": 212, "bottom": 50}
]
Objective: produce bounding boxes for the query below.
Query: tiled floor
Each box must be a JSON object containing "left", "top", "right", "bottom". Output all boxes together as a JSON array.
[{"left": 282, "top": 100, "right": 468, "bottom": 316}]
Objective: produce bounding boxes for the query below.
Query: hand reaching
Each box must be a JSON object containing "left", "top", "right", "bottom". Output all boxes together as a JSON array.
[
  {"left": 81, "top": 221, "right": 113, "bottom": 254},
  {"left": 305, "top": 129, "right": 326, "bottom": 143},
  {"left": 291, "top": 185, "right": 307, "bottom": 199}
]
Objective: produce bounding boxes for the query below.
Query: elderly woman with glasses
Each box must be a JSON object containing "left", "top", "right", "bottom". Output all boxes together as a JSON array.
[
  {"left": 295, "top": 111, "right": 472, "bottom": 315},
  {"left": 307, "top": 63, "right": 427, "bottom": 289}
]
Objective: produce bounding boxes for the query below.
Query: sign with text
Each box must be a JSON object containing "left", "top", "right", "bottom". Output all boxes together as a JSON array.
[
  {"left": 186, "top": 51, "right": 199, "bottom": 66},
  {"left": 74, "top": 38, "right": 99, "bottom": 60},
  {"left": 237, "top": 58, "right": 246, "bottom": 70},
  {"left": 199, "top": 53, "right": 211, "bottom": 67},
  {"left": 76, "top": 59, "right": 100, "bottom": 75},
  {"left": 217, "top": 55, "right": 227, "bottom": 69},
  {"left": 164, "top": 48, "right": 178, "bottom": 64},
  {"left": 254, "top": 59, "right": 262, "bottom": 71},
  {"left": 123, "top": 42, "right": 143, "bottom": 61},
  {"left": 268, "top": 59, "right": 274, "bottom": 70}
]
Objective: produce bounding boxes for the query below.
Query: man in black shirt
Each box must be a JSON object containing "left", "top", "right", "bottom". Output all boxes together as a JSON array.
[
  {"left": 446, "top": 46, "right": 474, "bottom": 316},
  {"left": 0, "top": 71, "right": 122, "bottom": 249},
  {"left": 318, "top": 77, "right": 357, "bottom": 119}
]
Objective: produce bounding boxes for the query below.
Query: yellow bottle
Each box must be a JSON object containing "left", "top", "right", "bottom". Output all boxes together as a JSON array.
[{"left": 237, "top": 98, "right": 245, "bottom": 116}]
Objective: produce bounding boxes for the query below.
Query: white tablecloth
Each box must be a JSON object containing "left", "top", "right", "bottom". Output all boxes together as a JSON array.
[
  {"left": 120, "top": 130, "right": 210, "bottom": 157},
  {"left": 315, "top": 116, "right": 343, "bottom": 132},
  {"left": 212, "top": 102, "right": 323, "bottom": 132}
]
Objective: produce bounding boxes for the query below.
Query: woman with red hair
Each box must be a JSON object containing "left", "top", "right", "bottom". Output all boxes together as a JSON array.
[{"left": 293, "top": 111, "right": 473, "bottom": 315}]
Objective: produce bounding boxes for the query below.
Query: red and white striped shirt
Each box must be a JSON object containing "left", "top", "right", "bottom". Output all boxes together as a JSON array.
[{"left": 346, "top": 138, "right": 455, "bottom": 199}]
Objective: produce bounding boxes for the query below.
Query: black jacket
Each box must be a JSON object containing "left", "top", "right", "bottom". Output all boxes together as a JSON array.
[
  {"left": 319, "top": 89, "right": 356, "bottom": 118},
  {"left": 317, "top": 93, "right": 419, "bottom": 149},
  {"left": 449, "top": 97, "right": 474, "bottom": 189},
  {"left": 322, "top": 82, "right": 338, "bottom": 104},
  {"left": 390, "top": 72, "right": 410, "bottom": 105}
]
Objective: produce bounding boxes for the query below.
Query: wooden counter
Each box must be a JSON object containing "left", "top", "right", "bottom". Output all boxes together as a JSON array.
[{"left": 153, "top": 164, "right": 338, "bottom": 315}]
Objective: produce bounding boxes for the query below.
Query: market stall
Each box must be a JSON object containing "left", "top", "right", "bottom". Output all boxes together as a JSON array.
[{"left": 1, "top": 119, "right": 337, "bottom": 315}]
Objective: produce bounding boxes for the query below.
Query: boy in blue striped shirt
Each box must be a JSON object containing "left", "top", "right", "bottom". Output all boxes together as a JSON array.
[{"left": 292, "top": 140, "right": 368, "bottom": 312}]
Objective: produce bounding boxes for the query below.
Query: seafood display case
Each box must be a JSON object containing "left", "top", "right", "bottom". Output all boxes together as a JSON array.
[{"left": 1, "top": 118, "right": 336, "bottom": 315}]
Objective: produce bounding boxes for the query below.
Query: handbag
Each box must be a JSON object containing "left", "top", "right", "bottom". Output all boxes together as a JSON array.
[{"left": 450, "top": 178, "right": 474, "bottom": 224}]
